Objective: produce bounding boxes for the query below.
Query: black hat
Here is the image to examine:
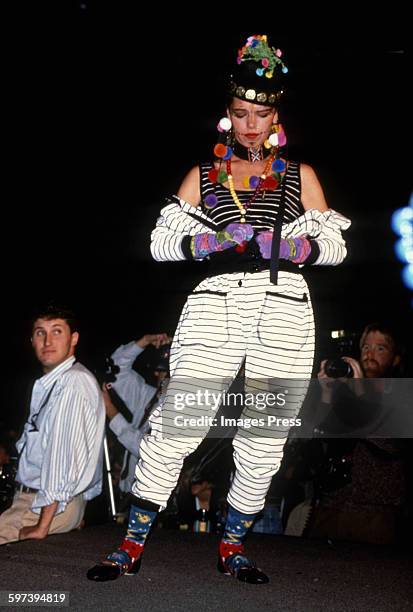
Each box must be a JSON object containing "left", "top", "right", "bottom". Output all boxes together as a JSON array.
[{"left": 228, "top": 35, "right": 288, "bottom": 107}]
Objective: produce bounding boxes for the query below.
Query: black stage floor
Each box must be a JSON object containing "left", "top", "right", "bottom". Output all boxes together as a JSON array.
[{"left": 1, "top": 524, "right": 412, "bottom": 611}]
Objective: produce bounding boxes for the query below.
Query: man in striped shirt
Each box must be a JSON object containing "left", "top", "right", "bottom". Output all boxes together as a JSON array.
[{"left": 0, "top": 305, "right": 105, "bottom": 545}]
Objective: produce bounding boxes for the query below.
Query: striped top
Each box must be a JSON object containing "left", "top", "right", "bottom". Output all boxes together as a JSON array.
[
  {"left": 150, "top": 166, "right": 351, "bottom": 267},
  {"left": 16, "top": 356, "right": 106, "bottom": 514},
  {"left": 199, "top": 160, "right": 305, "bottom": 230}
]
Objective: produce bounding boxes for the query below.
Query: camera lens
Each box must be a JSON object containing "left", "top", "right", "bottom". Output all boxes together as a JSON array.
[{"left": 324, "top": 358, "right": 353, "bottom": 378}]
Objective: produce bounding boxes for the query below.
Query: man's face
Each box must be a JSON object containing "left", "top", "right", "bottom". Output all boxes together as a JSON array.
[
  {"left": 360, "top": 331, "right": 400, "bottom": 378},
  {"left": 31, "top": 318, "right": 79, "bottom": 373}
]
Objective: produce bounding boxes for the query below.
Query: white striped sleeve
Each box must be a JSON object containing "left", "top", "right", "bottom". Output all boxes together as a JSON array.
[
  {"left": 34, "top": 384, "right": 99, "bottom": 512},
  {"left": 150, "top": 196, "right": 216, "bottom": 262},
  {"left": 282, "top": 208, "right": 351, "bottom": 266}
]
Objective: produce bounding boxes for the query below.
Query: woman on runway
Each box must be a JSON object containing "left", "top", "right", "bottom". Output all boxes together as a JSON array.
[{"left": 88, "top": 33, "right": 350, "bottom": 585}]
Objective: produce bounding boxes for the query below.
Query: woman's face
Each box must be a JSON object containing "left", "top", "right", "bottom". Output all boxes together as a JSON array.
[{"left": 228, "top": 98, "right": 277, "bottom": 149}]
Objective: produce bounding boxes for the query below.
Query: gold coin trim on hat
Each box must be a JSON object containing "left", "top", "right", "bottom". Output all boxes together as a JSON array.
[{"left": 229, "top": 81, "right": 281, "bottom": 105}]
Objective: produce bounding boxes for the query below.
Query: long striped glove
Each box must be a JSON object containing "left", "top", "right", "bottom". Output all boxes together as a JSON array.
[
  {"left": 256, "top": 231, "right": 312, "bottom": 263},
  {"left": 190, "top": 223, "right": 254, "bottom": 259}
]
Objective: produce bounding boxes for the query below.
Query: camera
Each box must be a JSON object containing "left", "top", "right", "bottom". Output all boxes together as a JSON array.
[
  {"left": 94, "top": 356, "right": 120, "bottom": 385},
  {"left": 153, "top": 343, "right": 171, "bottom": 373},
  {"left": 324, "top": 330, "right": 358, "bottom": 378}
]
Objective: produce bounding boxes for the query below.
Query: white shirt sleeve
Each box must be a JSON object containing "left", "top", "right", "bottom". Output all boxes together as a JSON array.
[{"left": 109, "top": 412, "right": 147, "bottom": 457}]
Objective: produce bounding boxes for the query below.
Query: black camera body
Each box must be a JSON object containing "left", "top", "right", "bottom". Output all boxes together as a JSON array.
[
  {"left": 94, "top": 356, "right": 120, "bottom": 386},
  {"left": 324, "top": 331, "right": 358, "bottom": 378},
  {"left": 153, "top": 343, "right": 171, "bottom": 373}
]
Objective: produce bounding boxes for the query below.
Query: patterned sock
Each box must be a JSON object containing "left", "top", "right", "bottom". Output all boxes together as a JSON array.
[
  {"left": 106, "top": 504, "right": 157, "bottom": 569},
  {"left": 219, "top": 506, "right": 257, "bottom": 573}
]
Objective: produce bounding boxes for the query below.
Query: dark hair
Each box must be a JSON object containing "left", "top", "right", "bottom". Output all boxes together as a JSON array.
[
  {"left": 360, "top": 322, "right": 405, "bottom": 358},
  {"left": 31, "top": 303, "right": 79, "bottom": 334}
]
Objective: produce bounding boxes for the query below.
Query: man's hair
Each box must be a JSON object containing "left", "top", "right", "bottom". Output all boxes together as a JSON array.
[
  {"left": 360, "top": 322, "right": 404, "bottom": 358},
  {"left": 31, "top": 303, "right": 79, "bottom": 334}
]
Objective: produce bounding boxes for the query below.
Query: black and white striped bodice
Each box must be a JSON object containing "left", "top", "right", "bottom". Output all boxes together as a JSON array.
[{"left": 199, "top": 160, "right": 305, "bottom": 231}]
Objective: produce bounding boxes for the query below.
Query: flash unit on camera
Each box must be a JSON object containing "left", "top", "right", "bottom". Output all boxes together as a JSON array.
[{"left": 331, "top": 330, "right": 345, "bottom": 339}]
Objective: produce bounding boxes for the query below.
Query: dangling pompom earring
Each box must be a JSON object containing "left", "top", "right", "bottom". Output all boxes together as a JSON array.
[
  {"left": 217, "top": 117, "right": 232, "bottom": 133},
  {"left": 263, "top": 124, "right": 278, "bottom": 152},
  {"left": 264, "top": 122, "right": 287, "bottom": 150},
  {"left": 214, "top": 117, "right": 233, "bottom": 161}
]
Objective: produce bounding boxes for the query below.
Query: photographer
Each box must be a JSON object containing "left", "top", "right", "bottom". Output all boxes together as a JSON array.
[
  {"left": 104, "top": 334, "right": 171, "bottom": 496},
  {"left": 319, "top": 322, "right": 402, "bottom": 385},
  {"left": 288, "top": 323, "right": 409, "bottom": 544}
]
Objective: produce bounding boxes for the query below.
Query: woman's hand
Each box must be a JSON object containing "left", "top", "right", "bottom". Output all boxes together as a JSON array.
[
  {"left": 255, "top": 231, "right": 273, "bottom": 259},
  {"left": 191, "top": 223, "right": 254, "bottom": 258},
  {"left": 256, "top": 233, "right": 312, "bottom": 262}
]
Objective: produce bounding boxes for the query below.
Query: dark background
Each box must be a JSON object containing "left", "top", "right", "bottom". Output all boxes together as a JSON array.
[{"left": 2, "top": 2, "right": 412, "bottom": 429}]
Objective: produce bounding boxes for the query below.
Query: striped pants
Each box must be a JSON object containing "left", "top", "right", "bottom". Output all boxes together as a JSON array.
[{"left": 132, "top": 270, "right": 315, "bottom": 514}]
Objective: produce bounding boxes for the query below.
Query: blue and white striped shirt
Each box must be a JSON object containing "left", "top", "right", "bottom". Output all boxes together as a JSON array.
[{"left": 16, "top": 356, "right": 106, "bottom": 514}]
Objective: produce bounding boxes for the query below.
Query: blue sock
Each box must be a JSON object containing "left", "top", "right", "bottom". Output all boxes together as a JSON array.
[
  {"left": 222, "top": 506, "right": 256, "bottom": 545},
  {"left": 107, "top": 504, "right": 157, "bottom": 567},
  {"left": 220, "top": 506, "right": 257, "bottom": 572}
]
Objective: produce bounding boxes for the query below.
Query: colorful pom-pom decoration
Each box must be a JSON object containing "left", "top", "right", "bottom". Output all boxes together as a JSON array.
[
  {"left": 277, "top": 126, "right": 287, "bottom": 147},
  {"left": 217, "top": 170, "right": 228, "bottom": 183},
  {"left": 272, "top": 159, "right": 286, "bottom": 172},
  {"left": 218, "top": 117, "right": 232, "bottom": 132},
  {"left": 208, "top": 169, "right": 219, "bottom": 183},
  {"left": 214, "top": 143, "right": 228, "bottom": 158},
  {"left": 268, "top": 133, "right": 278, "bottom": 147},
  {"left": 249, "top": 175, "right": 260, "bottom": 189},
  {"left": 204, "top": 194, "right": 218, "bottom": 209},
  {"left": 263, "top": 176, "right": 279, "bottom": 190},
  {"left": 236, "top": 35, "right": 288, "bottom": 82},
  {"left": 222, "top": 146, "right": 233, "bottom": 161},
  {"left": 242, "top": 176, "right": 250, "bottom": 189}
]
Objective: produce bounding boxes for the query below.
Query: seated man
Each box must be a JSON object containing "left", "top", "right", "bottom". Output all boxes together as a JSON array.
[
  {"left": 0, "top": 305, "right": 105, "bottom": 545},
  {"left": 104, "top": 334, "right": 170, "bottom": 496}
]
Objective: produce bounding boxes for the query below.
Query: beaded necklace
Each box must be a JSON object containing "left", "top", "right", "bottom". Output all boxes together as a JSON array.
[
  {"left": 208, "top": 147, "right": 287, "bottom": 223},
  {"left": 226, "top": 155, "right": 276, "bottom": 223}
]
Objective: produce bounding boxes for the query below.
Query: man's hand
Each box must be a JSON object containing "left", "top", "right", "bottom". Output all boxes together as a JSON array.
[
  {"left": 19, "top": 501, "right": 58, "bottom": 541},
  {"left": 341, "top": 357, "right": 365, "bottom": 397},
  {"left": 341, "top": 357, "right": 364, "bottom": 379},
  {"left": 317, "top": 359, "right": 335, "bottom": 403},
  {"left": 136, "top": 333, "right": 172, "bottom": 349},
  {"left": 318, "top": 357, "right": 365, "bottom": 402},
  {"left": 19, "top": 525, "right": 48, "bottom": 541},
  {"left": 102, "top": 383, "right": 118, "bottom": 420}
]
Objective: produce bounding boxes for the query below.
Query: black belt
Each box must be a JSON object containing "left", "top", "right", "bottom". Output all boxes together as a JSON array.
[
  {"left": 207, "top": 242, "right": 301, "bottom": 277},
  {"left": 19, "top": 484, "right": 38, "bottom": 494}
]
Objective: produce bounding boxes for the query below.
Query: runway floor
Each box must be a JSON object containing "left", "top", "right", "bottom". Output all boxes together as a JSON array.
[{"left": 0, "top": 524, "right": 412, "bottom": 611}]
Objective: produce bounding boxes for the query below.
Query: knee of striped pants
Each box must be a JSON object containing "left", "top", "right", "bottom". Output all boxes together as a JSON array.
[
  {"left": 131, "top": 433, "right": 206, "bottom": 511},
  {"left": 227, "top": 435, "right": 288, "bottom": 514}
]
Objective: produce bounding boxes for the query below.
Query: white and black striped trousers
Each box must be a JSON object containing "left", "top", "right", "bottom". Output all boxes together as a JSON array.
[{"left": 132, "top": 269, "right": 315, "bottom": 514}]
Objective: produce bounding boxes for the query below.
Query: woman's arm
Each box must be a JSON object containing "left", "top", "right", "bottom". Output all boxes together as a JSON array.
[
  {"left": 177, "top": 166, "right": 201, "bottom": 207},
  {"left": 300, "top": 163, "right": 329, "bottom": 212}
]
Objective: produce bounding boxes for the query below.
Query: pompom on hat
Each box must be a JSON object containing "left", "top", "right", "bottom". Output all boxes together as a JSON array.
[{"left": 228, "top": 34, "right": 288, "bottom": 107}]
